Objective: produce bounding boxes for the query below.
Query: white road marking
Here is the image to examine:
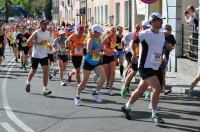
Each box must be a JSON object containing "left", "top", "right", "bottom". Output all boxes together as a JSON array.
[
  {"left": 0, "top": 122, "right": 17, "bottom": 132},
  {"left": 1, "top": 60, "right": 35, "bottom": 132}
]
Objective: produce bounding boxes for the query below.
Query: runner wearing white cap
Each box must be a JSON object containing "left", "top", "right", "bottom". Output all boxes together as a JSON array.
[
  {"left": 74, "top": 24, "right": 106, "bottom": 106},
  {"left": 54, "top": 30, "right": 68, "bottom": 86}
]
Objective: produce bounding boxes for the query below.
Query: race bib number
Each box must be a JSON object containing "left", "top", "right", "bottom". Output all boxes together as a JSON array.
[
  {"left": 92, "top": 54, "right": 101, "bottom": 61},
  {"left": 60, "top": 45, "right": 66, "bottom": 51},
  {"left": 22, "top": 43, "right": 27, "bottom": 47},
  {"left": 117, "top": 43, "right": 122, "bottom": 49},
  {"left": 74, "top": 48, "right": 83, "bottom": 55},
  {"left": 0, "top": 43, "right": 2, "bottom": 48},
  {"left": 40, "top": 40, "right": 48, "bottom": 47},
  {"left": 151, "top": 53, "right": 162, "bottom": 64},
  {"left": 111, "top": 42, "right": 116, "bottom": 49}
]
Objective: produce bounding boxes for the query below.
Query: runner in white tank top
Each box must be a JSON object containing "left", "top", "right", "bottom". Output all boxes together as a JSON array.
[{"left": 25, "top": 20, "right": 52, "bottom": 96}]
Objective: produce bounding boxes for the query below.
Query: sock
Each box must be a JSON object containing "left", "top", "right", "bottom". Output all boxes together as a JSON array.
[
  {"left": 120, "top": 65, "right": 124, "bottom": 76},
  {"left": 190, "top": 83, "right": 194, "bottom": 91},
  {"left": 125, "top": 101, "right": 132, "bottom": 109},
  {"left": 26, "top": 80, "right": 30, "bottom": 85},
  {"left": 43, "top": 86, "right": 47, "bottom": 91},
  {"left": 152, "top": 108, "right": 158, "bottom": 116}
]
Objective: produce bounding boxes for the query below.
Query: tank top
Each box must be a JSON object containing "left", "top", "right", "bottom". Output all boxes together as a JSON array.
[
  {"left": 84, "top": 39, "right": 101, "bottom": 65},
  {"left": 0, "top": 34, "right": 5, "bottom": 49},
  {"left": 56, "top": 38, "right": 66, "bottom": 55},
  {"left": 70, "top": 34, "right": 86, "bottom": 56},
  {"left": 116, "top": 35, "right": 123, "bottom": 51}
]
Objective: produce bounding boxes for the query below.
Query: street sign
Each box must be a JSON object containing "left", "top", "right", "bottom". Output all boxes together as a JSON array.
[
  {"left": 136, "top": 0, "right": 146, "bottom": 15},
  {"left": 140, "top": 0, "right": 157, "bottom": 4},
  {"left": 80, "top": 8, "right": 86, "bottom": 15}
]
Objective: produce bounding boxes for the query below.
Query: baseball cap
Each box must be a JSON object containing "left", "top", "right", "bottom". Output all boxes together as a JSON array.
[
  {"left": 40, "top": 19, "right": 48, "bottom": 24},
  {"left": 91, "top": 24, "right": 103, "bottom": 33},
  {"left": 59, "top": 30, "right": 65, "bottom": 35},
  {"left": 76, "top": 25, "right": 84, "bottom": 31},
  {"left": 141, "top": 20, "right": 150, "bottom": 27},
  {"left": 149, "top": 13, "right": 165, "bottom": 21}
]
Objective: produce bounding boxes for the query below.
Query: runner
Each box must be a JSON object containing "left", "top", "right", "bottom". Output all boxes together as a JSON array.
[
  {"left": 25, "top": 20, "right": 52, "bottom": 95},
  {"left": 121, "top": 20, "right": 150, "bottom": 98},
  {"left": 65, "top": 25, "right": 86, "bottom": 84},
  {"left": 121, "top": 13, "right": 166, "bottom": 125},
  {"left": 7, "top": 26, "right": 17, "bottom": 61},
  {"left": 16, "top": 26, "right": 30, "bottom": 70},
  {"left": 47, "top": 25, "right": 55, "bottom": 80},
  {"left": 101, "top": 27, "right": 117, "bottom": 95},
  {"left": 0, "top": 25, "right": 6, "bottom": 70},
  {"left": 74, "top": 24, "right": 106, "bottom": 106},
  {"left": 54, "top": 30, "right": 68, "bottom": 86}
]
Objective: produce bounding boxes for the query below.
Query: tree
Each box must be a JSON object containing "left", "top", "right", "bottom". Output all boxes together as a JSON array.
[{"left": 44, "top": 0, "right": 52, "bottom": 21}]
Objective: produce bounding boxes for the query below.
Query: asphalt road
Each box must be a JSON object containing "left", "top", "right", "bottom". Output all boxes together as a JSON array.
[{"left": 0, "top": 48, "right": 200, "bottom": 132}]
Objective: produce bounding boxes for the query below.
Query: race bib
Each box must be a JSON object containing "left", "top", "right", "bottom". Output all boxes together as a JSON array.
[
  {"left": 60, "top": 45, "right": 66, "bottom": 51},
  {"left": 47, "top": 44, "right": 51, "bottom": 50},
  {"left": 111, "top": 42, "right": 116, "bottom": 49},
  {"left": 74, "top": 48, "right": 83, "bottom": 55},
  {"left": 151, "top": 53, "right": 162, "bottom": 64},
  {"left": 0, "top": 43, "right": 2, "bottom": 48},
  {"left": 40, "top": 40, "right": 48, "bottom": 47},
  {"left": 92, "top": 54, "right": 101, "bottom": 61},
  {"left": 117, "top": 43, "right": 122, "bottom": 49},
  {"left": 22, "top": 42, "right": 27, "bottom": 47}
]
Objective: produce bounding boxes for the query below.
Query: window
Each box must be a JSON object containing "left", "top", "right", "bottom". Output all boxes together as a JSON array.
[
  {"left": 124, "top": 1, "right": 129, "bottom": 27},
  {"left": 105, "top": 5, "right": 108, "bottom": 25},
  {"left": 98, "top": 6, "right": 100, "bottom": 23},
  {"left": 101, "top": 6, "right": 103, "bottom": 24},
  {"left": 115, "top": 3, "right": 120, "bottom": 26}
]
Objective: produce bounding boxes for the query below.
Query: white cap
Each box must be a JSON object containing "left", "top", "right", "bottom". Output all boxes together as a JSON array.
[
  {"left": 91, "top": 24, "right": 103, "bottom": 33},
  {"left": 141, "top": 20, "right": 150, "bottom": 27},
  {"left": 149, "top": 13, "right": 165, "bottom": 22},
  {"left": 59, "top": 30, "right": 65, "bottom": 35}
]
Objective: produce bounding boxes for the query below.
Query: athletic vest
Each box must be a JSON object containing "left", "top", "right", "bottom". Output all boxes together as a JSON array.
[
  {"left": 84, "top": 39, "right": 101, "bottom": 65},
  {"left": 56, "top": 38, "right": 66, "bottom": 55},
  {"left": 70, "top": 34, "right": 86, "bottom": 56},
  {"left": 138, "top": 29, "right": 165, "bottom": 70}
]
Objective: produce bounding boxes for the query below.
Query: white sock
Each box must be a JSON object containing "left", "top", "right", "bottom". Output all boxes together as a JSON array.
[
  {"left": 125, "top": 101, "right": 132, "bottom": 109},
  {"left": 43, "top": 86, "right": 47, "bottom": 91},
  {"left": 152, "top": 108, "right": 158, "bottom": 116},
  {"left": 26, "top": 80, "right": 30, "bottom": 85}
]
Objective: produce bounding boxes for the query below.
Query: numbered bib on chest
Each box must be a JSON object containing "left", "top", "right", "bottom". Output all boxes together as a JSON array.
[
  {"left": 111, "top": 42, "right": 116, "bottom": 49},
  {"left": 0, "top": 43, "right": 2, "bottom": 48},
  {"left": 74, "top": 48, "right": 83, "bottom": 55},
  {"left": 40, "top": 40, "right": 48, "bottom": 47},
  {"left": 92, "top": 54, "right": 101, "bottom": 61},
  {"left": 60, "top": 45, "right": 66, "bottom": 51},
  {"left": 151, "top": 53, "right": 162, "bottom": 64},
  {"left": 22, "top": 42, "right": 27, "bottom": 47},
  {"left": 117, "top": 43, "right": 122, "bottom": 49}
]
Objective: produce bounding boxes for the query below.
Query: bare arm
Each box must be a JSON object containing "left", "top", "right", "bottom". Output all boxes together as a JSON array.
[
  {"left": 87, "top": 38, "right": 101, "bottom": 54},
  {"left": 26, "top": 32, "right": 37, "bottom": 47}
]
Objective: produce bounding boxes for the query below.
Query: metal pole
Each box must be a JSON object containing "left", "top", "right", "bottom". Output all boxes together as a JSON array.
[
  {"left": 5, "top": 0, "right": 9, "bottom": 23},
  {"left": 128, "top": 0, "right": 132, "bottom": 32}
]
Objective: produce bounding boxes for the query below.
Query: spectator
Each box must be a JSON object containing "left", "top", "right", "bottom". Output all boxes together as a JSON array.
[
  {"left": 184, "top": 5, "right": 199, "bottom": 58},
  {"left": 61, "top": 21, "right": 66, "bottom": 28}
]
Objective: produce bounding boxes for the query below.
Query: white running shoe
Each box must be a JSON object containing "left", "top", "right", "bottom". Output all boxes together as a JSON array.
[
  {"left": 74, "top": 97, "right": 81, "bottom": 106},
  {"left": 92, "top": 92, "right": 102, "bottom": 102},
  {"left": 42, "top": 88, "right": 52, "bottom": 95},
  {"left": 108, "top": 89, "right": 114, "bottom": 96},
  {"left": 61, "top": 81, "right": 66, "bottom": 86}
]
